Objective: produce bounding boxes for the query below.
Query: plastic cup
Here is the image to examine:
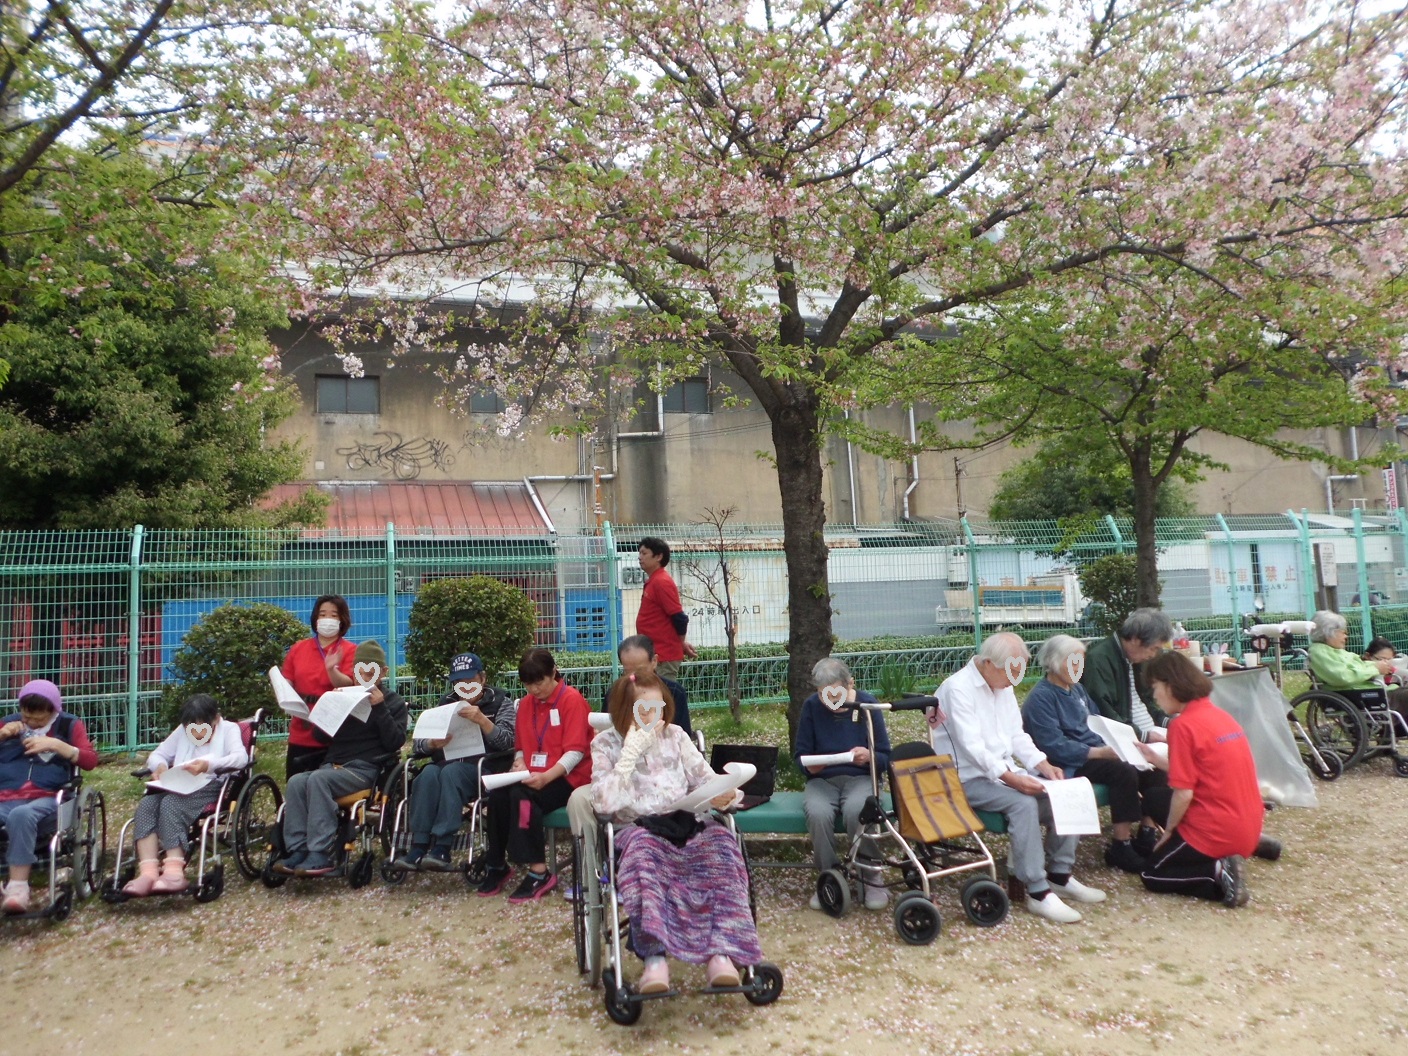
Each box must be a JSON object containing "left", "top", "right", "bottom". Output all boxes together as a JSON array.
[
  {"left": 1242, "top": 652, "right": 1259, "bottom": 668},
  {"left": 1207, "top": 654, "right": 1224, "bottom": 676}
]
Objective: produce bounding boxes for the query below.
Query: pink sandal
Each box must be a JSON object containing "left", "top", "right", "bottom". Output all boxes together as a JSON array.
[
  {"left": 123, "top": 860, "right": 160, "bottom": 898},
  {"left": 151, "top": 858, "right": 189, "bottom": 894},
  {"left": 706, "top": 955, "right": 740, "bottom": 988}
]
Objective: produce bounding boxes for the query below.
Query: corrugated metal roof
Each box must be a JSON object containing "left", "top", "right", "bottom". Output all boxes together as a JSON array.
[{"left": 265, "top": 481, "right": 554, "bottom": 535}]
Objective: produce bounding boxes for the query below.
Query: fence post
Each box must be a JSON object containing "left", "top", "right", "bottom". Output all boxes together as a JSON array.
[
  {"left": 1104, "top": 515, "right": 1125, "bottom": 552},
  {"left": 961, "top": 517, "right": 981, "bottom": 647},
  {"left": 1352, "top": 506, "right": 1372, "bottom": 645},
  {"left": 1214, "top": 515, "right": 1242, "bottom": 658},
  {"left": 1288, "top": 508, "right": 1315, "bottom": 618},
  {"left": 126, "top": 524, "right": 145, "bottom": 753},
  {"left": 385, "top": 522, "right": 398, "bottom": 683},
  {"left": 604, "top": 521, "right": 621, "bottom": 682}
]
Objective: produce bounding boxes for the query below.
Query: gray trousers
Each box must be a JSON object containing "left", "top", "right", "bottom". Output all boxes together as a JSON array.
[
  {"left": 283, "top": 760, "right": 380, "bottom": 856},
  {"left": 959, "top": 774, "right": 1078, "bottom": 894},
  {"left": 567, "top": 784, "right": 601, "bottom": 907},
  {"left": 804, "top": 775, "right": 878, "bottom": 872},
  {"left": 409, "top": 760, "right": 481, "bottom": 846},
  {"left": 133, "top": 783, "right": 224, "bottom": 855}
]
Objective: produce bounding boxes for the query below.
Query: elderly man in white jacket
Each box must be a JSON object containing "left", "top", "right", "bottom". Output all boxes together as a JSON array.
[{"left": 933, "top": 632, "right": 1106, "bottom": 924}]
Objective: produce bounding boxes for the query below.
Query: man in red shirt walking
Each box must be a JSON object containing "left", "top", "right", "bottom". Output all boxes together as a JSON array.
[
  {"left": 635, "top": 537, "right": 696, "bottom": 681},
  {"left": 1136, "top": 651, "right": 1263, "bottom": 907}
]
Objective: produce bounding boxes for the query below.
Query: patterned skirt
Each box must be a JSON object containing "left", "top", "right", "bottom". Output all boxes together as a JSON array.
[{"left": 615, "top": 819, "right": 764, "bottom": 965}]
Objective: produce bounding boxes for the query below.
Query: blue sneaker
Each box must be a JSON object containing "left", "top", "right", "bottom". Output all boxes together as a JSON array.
[
  {"left": 273, "top": 850, "right": 307, "bottom": 875},
  {"left": 419, "top": 847, "right": 454, "bottom": 872},
  {"left": 393, "top": 846, "right": 428, "bottom": 871}
]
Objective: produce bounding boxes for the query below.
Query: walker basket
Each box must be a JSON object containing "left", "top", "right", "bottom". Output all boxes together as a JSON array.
[{"left": 890, "top": 753, "right": 985, "bottom": 844}]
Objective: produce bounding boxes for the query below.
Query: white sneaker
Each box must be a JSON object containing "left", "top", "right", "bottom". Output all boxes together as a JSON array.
[
  {"left": 863, "top": 883, "right": 888, "bottom": 910},
  {"left": 1049, "top": 876, "right": 1106, "bottom": 904},
  {"left": 1025, "top": 891, "right": 1082, "bottom": 923},
  {"left": 809, "top": 891, "right": 822, "bottom": 911}
]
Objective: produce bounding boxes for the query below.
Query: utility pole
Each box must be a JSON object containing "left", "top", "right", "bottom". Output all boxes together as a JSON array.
[{"left": 954, "top": 456, "right": 967, "bottom": 518}]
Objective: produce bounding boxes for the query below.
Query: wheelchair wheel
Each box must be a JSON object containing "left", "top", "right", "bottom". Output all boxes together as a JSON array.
[
  {"left": 1395, "top": 756, "right": 1408, "bottom": 779},
  {"left": 195, "top": 863, "right": 225, "bottom": 904},
  {"left": 744, "top": 963, "right": 784, "bottom": 1007},
  {"left": 348, "top": 851, "right": 375, "bottom": 889},
  {"left": 603, "top": 976, "right": 642, "bottom": 1026},
  {"left": 378, "top": 760, "right": 410, "bottom": 862},
  {"left": 234, "top": 774, "right": 283, "bottom": 881},
  {"left": 816, "top": 868, "right": 851, "bottom": 918},
  {"left": 1307, "top": 746, "right": 1343, "bottom": 782},
  {"left": 380, "top": 859, "right": 409, "bottom": 885},
  {"left": 464, "top": 856, "right": 488, "bottom": 886},
  {"left": 1294, "top": 691, "right": 1369, "bottom": 768},
  {"left": 75, "top": 788, "right": 108, "bottom": 899},
  {"left": 50, "top": 887, "right": 73, "bottom": 923},
  {"left": 960, "top": 878, "right": 1009, "bottom": 927},
  {"left": 894, "top": 892, "right": 941, "bottom": 945},
  {"left": 259, "top": 859, "right": 287, "bottom": 889}
]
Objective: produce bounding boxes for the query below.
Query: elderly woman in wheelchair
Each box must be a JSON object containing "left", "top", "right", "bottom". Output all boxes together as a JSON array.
[
  {"left": 1306, "top": 610, "right": 1408, "bottom": 772},
  {"left": 589, "top": 671, "right": 776, "bottom": 1015}
]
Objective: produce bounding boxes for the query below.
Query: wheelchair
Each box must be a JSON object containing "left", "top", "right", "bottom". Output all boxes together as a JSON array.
[
  {"left": 378, "top": 750, "right": 512, "bottom": 886},
  {"left": 104, "top": 709, "right": 271, "bottom": 905},
  {"left": 0, "top": 769, "right": 107, "bottom": 923},
  {"left": 572, "top": 809, "right": 783, "bottom": 1026},
  {"left": 257, "top": 757, "right": 399, "bottom": 889},
  {"left": 812, "top": 697, "right": 1009, "bottom": 945}
]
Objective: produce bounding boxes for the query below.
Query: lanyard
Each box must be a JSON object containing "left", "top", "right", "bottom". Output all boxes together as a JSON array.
[{"left": 533, "top": 682, "right": 567, "bottom": 753}]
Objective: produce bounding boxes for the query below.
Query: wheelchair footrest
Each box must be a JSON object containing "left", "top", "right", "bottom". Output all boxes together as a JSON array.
[{"left": 626, "top": 988, "right": 679, "bottom": 1004}]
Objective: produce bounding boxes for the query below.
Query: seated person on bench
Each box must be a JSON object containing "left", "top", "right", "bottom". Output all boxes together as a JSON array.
[
  {"left": 935, "top": 632, "right": 1105, "bottom": 924},
  {"left": 275, "top": 640, "right": 408, "bottom": 876},
  {"left": 796, "top": 657, "right": 890, "bottom": 911},
  {"left": 1022, "top": 635, "right": 1171, "bottom": 874}
]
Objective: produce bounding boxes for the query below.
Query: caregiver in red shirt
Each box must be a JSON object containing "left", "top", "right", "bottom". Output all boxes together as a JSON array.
[
  {"left": 635, "top": 537, "right": 696, "bottom": 682},
  {"left": 281, "top": 594, "right": 355, "bottom": 777},
  {"left": 1137, "top": 650, "right": 1262, "bottom": 908}
]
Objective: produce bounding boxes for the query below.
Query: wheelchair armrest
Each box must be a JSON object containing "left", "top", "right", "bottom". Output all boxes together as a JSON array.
[{"left": 131, "top": 768, "right": 153, "bottom": 778}]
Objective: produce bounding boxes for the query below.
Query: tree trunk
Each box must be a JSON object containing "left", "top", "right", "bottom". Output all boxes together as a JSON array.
[
  {"left": 1130, "top": 451, "right": 1162, "bottom": 607},
  {"left": 771, "top": 399, "right": 832, "bottom": 751}
]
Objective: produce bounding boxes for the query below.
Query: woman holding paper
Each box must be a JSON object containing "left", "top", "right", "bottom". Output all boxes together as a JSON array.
[
  {"left": 1136, "top": 651, "right": 1261, "bottom": 907},
  {"left": 122, "top": 694, "right": 248, "bottom": 896},
  {"left": 1022, "top": 636, "right": 1172, "bottom": 874},
  {"left": 280, "top": 595, "right": 356, "bottom": 778},
  {"left": 591, "top": 672, "right": 763, "bottom": 995}
]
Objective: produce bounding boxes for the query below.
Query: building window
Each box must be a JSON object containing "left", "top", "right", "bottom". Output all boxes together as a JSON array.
[
  {"left": 316, "top": 375, "right": 380, "bottom": 414},
  {"left": 470, "top": 390, "right": 505, "bottom": 414},
  {"left": 662, "top": 377, "right": 710, "bottom": 414}
]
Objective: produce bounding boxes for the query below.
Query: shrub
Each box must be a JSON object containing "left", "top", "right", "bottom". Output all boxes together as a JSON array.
[
  {"left": 160, "top": 602, "right": 308, "bottom": 728},
  {"left": 404, "top": 576, "right": 538, "bottom": 683},
  {"left": 1077, "top": 553, "right": 1140, "bottom": 636}
]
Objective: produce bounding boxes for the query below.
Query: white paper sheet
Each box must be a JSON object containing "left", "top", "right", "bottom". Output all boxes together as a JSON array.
[
  {"left": 1085, "top": 715, "right": 1154, "bottom": 771},
  {"left": 799, "top": 752, "right": 858, "bottom": 769},
  {"left": 146, "top": 765, "right": 215, "bottom": 796},
  {"left": 269, "top": 666, "right": 310, "bottom": 719},
  {"left": 309, "top": 687, "right": 372, "bottom": 738},
  {"left": 1034, "top": 776, "right": 1102, "bottom": 835},
  {"left": 588, "top": 712, "right": 614, "bottom": 732},
  {"left": 481, "top": 770, "right": 533, "bottom": 792},
  {"left": 412, "top": 702, "right": 488, "bottom": 760},
  {"left": 662, "top": 762, "right": 756, "bottom": 814}
]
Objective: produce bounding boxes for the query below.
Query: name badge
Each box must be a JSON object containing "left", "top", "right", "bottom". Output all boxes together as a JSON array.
[
  {"left": 549, "top": 708, "right": 561, "bottom": 727},
  {"left": 530, "top": 753, "right": 548, "bottom": 769}
]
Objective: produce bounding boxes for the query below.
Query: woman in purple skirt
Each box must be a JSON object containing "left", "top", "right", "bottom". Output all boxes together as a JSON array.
[{"left": 590, "top": 671, "right": 764, "bottom": 995}]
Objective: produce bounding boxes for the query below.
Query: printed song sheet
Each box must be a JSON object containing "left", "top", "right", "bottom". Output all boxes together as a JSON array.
[
  {"left": 1086, "top": 715, "right": 1153, "bottom": 770},
  {"left": 146, "top": 765, "right": 215, "bottom": 796},
  {"left": 309, "top": 687, "right": 372, "bottom": 738},
  {"left": 1035, "top": 776, "right": 1102, "bottom": 835},
  {"left": 269, "top": 667, "right": 309, "bottom": 719},
  {"left": 412, "top": 703, "right": 486, "bottom": 760},
  {"left": 663, "top": 762, "right": 756, "bottom": 814}
]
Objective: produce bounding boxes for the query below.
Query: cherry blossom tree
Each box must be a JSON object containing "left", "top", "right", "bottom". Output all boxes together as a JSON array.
[{"left": 229, "top": 0, "right": 1408, "bottom": 740}]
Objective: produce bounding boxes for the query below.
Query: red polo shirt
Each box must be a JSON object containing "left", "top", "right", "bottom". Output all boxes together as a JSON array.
[
  {"left": 1168, "top": 697, "right": 1262, "bottom": 859},
  {"left": 515, "top": 680, "right": 593, "bottom": 788},
  {"left": 637, "top": 567, "right": 685, "bottom": 662},
  {"left": 281, "top": 636, "right": 355, "bottom": 748}
]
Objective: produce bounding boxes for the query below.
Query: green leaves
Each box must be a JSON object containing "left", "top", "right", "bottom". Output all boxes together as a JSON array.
[{"left": 403, "top": 577, "right": 539, "bottom": 684}]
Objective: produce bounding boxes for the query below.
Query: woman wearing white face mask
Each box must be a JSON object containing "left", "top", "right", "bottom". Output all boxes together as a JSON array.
[
  {"left": 121, "top": 694, "right": 249, "bottom": 896},
  {"left": 280, "top": 595, "right": 355, "bottom": 777}
]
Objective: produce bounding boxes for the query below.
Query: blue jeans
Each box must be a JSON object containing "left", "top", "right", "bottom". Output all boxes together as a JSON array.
[
  {"left": 0, "top": 797, "right": 60, "bottom": 868},
  {"left": 409, "top": 760, "right": 482, "bottom": 846}
]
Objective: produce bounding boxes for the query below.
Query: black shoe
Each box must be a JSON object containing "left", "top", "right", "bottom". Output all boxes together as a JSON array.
[
  {"left": 1253, "top": 835, "right": 1282, "bottom": 862},
  {"left": 297, "top": 853, "right": 336, "bottom": 877},
  {"left": 1104, "top": 840, "right": 1148, "bottom": 874},
  {"left": 273, "top": 851, "right": 307, "bottom": 875},
  {"left": 507, "top": 869, "right": 558, "bottom": 903},
  {"left": 1132, "top": 825, "right": 1161, "bottom": 858},
  {"left": 419, "top": 847, "right": 454, "bottom": 872},
  {"left": 1218, "top": 856, "right": 1249, "bottom": 907},
  {"left": 393, "top": 846, "right": 427, "bottom": 871},
  {"left": 476, "top": 865, "right": 511, "bottom": 897}
]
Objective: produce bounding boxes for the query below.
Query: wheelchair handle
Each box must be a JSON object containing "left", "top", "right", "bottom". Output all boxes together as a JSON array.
[{"left": 885, "top": 694, "right": 939, "bottom": 712}]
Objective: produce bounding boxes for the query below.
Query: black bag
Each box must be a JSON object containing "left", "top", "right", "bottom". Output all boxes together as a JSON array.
[
  {"left": 709, "top": 744, "right": 778, "bottom": 810},
  {"left": 635, "top": 810, "right": 705, "bottom": 848}
]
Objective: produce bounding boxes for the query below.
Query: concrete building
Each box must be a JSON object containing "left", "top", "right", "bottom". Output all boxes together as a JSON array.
[{"left": 267, "top": 322, "right": 1400, "bottom": 532}]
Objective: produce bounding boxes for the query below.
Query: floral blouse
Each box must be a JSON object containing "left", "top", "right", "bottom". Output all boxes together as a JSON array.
[{"left": 590, "top": 724, "right": 716, "bottom": 822}]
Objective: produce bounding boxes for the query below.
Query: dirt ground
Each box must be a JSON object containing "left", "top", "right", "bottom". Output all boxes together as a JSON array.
[{"left": 3, "top": 754, "right": 1405, "bottom": 1056}]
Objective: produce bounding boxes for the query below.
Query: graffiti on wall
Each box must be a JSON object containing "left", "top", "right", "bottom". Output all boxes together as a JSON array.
[{"left": 336, "top": 432, "right": 455, "bottom": 480}]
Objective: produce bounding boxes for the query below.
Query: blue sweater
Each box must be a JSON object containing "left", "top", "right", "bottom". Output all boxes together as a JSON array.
[
  {"left": 1021, "top": 678, "right": 1106, "bottom": 776},
  {"left": 794, "top": 690, "right": 890, "bottom": 780}
]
